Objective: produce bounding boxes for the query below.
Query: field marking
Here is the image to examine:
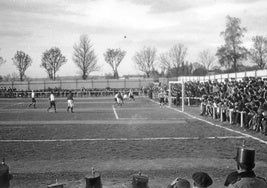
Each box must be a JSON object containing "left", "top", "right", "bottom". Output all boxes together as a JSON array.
[
  {"left": 112, "top": 105, "right": 119, "bottom": 119},
  {"left": 0, "top": 136, "right": 247, "bottom": 143},
  {"left": 0, "top": 102, "right": 25, "bottom": 109},
  {"left": 0, "top": 119, "right": 186, "bottom": 125},
  {"left": 147, "top": 97, "right": 267, "bottom": 145},
  {"left": 0, "top": 107, "right": 159, "bottom": 113}
]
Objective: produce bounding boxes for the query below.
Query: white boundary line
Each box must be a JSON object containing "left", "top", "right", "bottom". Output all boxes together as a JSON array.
[
  {"left": 0, "top": 136, "right": 247, "bottom": 143},
  {"left": 0, "top": 102, "right": 25, "bottom": 109},
  {"left": 147, "top": 97, "right": 267, "bottom": 145},
  {"left": 112, "top": 105, "right": 119, "bottom": 119}
]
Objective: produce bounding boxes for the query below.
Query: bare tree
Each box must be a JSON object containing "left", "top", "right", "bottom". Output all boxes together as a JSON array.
[
  {"left": 169, "top": 44, "right": 187, "bottom": 70},
  {"left": 0, "top": 49, "right": 5, "bottom": 66},
  {"left": 12, "top": 50, "right": 32, "bottom": 81},
  {"left": 159, "top": 44, "right": 187, "bottom": 76},
  {"left": 103, "top": 48, "right": 126, "bottom": 79},
  {"left": 0, "top": 57, "right": 5, "bottom": 66},
  {"left": 41, "top": 47, "right": 67, "bottom": 80},
  {"left": 73, "top": 35, "right": 99, "bottom": 79},
  {"left": 216, "top": 15, "right": 248, "bottom": 72},
  {"left": 133, "top": 46, "right": 157, "bottom": 78},
  {"left": 250, "top": 35, "right": 267, "bottom": 69},
  {"left": 199, "top": 49, "right": 216, "bottom": 70},
  {"left": 159, "top": 52, "right": 171, "bottom": 75}
]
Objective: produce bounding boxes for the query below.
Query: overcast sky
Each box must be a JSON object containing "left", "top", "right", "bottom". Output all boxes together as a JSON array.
[{"left": 0, "top": 0, "right": 267, "bottom": 78}]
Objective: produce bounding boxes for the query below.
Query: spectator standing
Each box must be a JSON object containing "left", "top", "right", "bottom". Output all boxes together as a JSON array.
[{"left": 47, "top": 91, "right": 56, "bottom": 113}]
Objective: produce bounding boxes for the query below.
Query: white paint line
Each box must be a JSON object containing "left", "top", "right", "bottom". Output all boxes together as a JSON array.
[
  {"left": 112, "top": 105, "right": 119, "bottom": 119},
  {"left": 0, "top": 102, "right": 25, "bottom": 109},
  {"left": 0, "top": 136, "right": 247, "bottom": 143},
  {"left": 147, "top": 97, "right": 267, "bottom": 145}
]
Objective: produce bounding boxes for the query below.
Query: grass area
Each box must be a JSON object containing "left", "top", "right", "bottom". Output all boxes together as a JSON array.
[{"left": 0, "top": 96, "right": 266, "bottom": 188}]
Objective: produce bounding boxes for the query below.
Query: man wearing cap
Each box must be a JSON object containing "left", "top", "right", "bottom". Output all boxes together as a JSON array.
[
  {"left": 224, "top": 146, "right": 267, "bottom": 188},
  {"left": 167, "top": 178, "right": 190, "bottom": 188},
  {"left": 192, "top": 172, "right": 213, "bottom": 188}
]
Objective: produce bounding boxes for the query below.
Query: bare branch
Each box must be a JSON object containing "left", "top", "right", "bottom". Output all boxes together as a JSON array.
[
  {"left": 133, "top": 46, "right": 157, "bottom": 78},
  {"left": 73, "top": 35, "right": 99, "bottom": 79},
  {"left": 103, "top": 48, "right": 126, "bottom": 78},
  {"left": 41, "top": 47, "right": 67, "bottom": 80},
  {"left": 12, "top": 50, "right": 32, "bottom": 81}
]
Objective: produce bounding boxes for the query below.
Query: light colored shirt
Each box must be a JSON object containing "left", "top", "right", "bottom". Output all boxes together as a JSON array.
[
  {"left": 50, "top": 94, "right": 55, "bottom": 101},
  {"left": 31, "top": 91, "right": 35, "bottom": 98}
]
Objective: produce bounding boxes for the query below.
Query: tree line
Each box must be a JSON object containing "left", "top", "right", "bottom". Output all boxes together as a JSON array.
[{"left": 0, "top": 15, "right": 267, "bottom": 81}]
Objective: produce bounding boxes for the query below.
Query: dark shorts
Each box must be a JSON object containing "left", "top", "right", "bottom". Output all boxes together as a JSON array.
[
  {"left": 32, "top": 98, "right": 36, "bottom": 102},
  {"left": 50, "top": 101, "right": 56, "bottom": 107},
  {"left": 159, "top": 97, "right": 164, "bottom": 103}
]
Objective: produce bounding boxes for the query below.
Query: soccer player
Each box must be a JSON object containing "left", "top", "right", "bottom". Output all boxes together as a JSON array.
[
  {"left": 158, "top": 89, "right": 165, "bottom": 108},
  {"left": 117, "top": 91, "right": 123, "bottom": 106},
  {"left": 123, "top": 92, "right": 128, "bottom": 101},
  {"left": 128, "top": 89, "right": 135, "bottom": 101},
  {"left": 115, "top": 91, "right": 123, "bottom": 106},
  {"left": 28, "top": 90, "right": 36, "bottom": 108},
  {"left": 67, "top": 91, "right": 74, "bottom": 113},
  {"left": 47, "top": 91, "right": 56, "bottom": 113},
  {"left": 114, "top": 92, "right": 119, "bottom": 105}
]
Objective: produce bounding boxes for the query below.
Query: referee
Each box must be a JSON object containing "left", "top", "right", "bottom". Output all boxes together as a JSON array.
[{"left": 47, "top": 91, "right": 56, "bottom": 113}]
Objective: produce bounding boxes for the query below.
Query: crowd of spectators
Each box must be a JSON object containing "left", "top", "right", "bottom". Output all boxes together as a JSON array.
[
  {"left": 184, "top": 77, "right": 267, "bottom": 135},
  {"left": 148, "top": 77, "right": 267, "bottom": 135},
  {"left": 0, "top": 87, "right": 143, "bottom": 98}
]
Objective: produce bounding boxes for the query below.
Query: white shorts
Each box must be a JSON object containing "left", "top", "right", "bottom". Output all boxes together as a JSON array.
[
  {"left": 67, "top": 100, "right": 74, "bottom": 107},
  {"left": 117, "top": 98, "right": 122, "bottom": 104}
]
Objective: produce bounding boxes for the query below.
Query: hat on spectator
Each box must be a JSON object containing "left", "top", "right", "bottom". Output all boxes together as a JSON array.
[
  {"left": 174, "top": 178, "right": 190, "bottom": 188},
  {"left": 192, "top": 172, "right": 213, "bottom": 187},
  {"left": 234, "top": 147, "right": 255, "bottom": 166}
]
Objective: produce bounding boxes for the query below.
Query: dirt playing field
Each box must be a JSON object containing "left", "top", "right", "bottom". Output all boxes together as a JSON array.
[{"left": 0, "top": 96, "right": 266, "bottom": 188}]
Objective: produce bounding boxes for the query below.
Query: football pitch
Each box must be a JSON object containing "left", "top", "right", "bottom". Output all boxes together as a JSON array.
[{"left": 0, "top": 96, "right": 266, "bottom": 188}]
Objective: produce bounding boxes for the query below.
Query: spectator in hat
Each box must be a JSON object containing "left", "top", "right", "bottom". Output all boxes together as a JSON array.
[
  {"left": 0, "top": 159, "right": 12, "bottom": 188},
  {"left": 167, "top": 178, "right": 190, "bottom": 188},
  {"left": 192, "top": 172, "right": 213, "bottom": 188},
  {"left": 224, "top": 146, "right": 267, "bottom": 188}
]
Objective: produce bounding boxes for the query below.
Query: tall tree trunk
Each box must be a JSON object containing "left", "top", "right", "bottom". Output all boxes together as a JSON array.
[
  {"left": 234, "top": 58, "right": 237, "bottom": 72},
  {"left": 53, "top": 69, "right": 56, "bottom": 81},
  {"left": 114, "top": 68, "right": 119, "bottom": 79}
]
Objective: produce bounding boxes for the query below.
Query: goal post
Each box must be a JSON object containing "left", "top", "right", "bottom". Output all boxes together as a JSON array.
[{"left": 168, "top": 80, "right": 185, "bottom": 112}]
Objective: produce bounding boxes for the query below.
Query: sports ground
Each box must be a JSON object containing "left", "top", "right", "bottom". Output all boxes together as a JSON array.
[{"left": 0, "top": 96, "right": 266, "bottom": 188}]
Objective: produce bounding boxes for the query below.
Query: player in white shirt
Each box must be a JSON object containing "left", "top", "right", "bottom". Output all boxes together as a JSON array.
[
  {"left": 128, "top": 89, "right": 135, "bottom": 101},
  {"left": 158, "top": 89, "right": 165, "bottom": 108},
  {"left": 47, "top": 91, "right": 56, "bottom": 112},
  {"left": 28, "top": 90, "right": 36, "bottom": 108},
  {"left": 115, "top": 92, "right": 123, "bottom": 106}
]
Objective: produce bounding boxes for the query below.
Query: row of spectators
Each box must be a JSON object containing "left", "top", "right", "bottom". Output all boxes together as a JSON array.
[
  {"left": 2, "top": 146, "right": 266, "bottom": 187},
  {"left": 0, "top": 87, "right": 144, "bottom": 98},
  {"left": 147, "top": 77, "right": 267, "bottom": 135},
  {"left": 185, "top": 77, "right": 267, "bottom": 135}
]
